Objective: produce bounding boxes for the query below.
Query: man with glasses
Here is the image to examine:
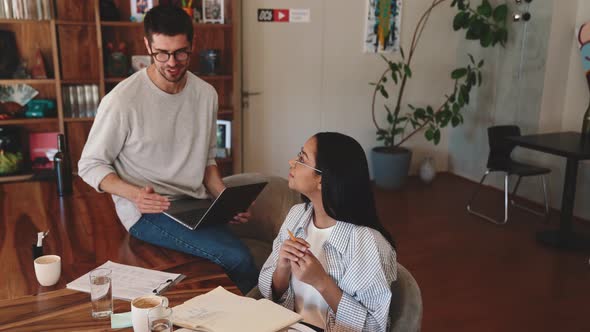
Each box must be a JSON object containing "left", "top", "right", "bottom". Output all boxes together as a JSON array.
[{"left": 78, "top": 5, "right": 258, "bottom": 294}]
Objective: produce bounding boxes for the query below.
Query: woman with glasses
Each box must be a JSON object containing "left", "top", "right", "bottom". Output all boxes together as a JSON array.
[{"left": 258, "top": 132, "right": 397, "bottom": 332}]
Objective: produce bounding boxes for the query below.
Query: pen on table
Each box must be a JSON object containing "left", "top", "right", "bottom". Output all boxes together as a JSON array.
[{"left": 152, "top": 279, "right": 174, "bottom": 295}]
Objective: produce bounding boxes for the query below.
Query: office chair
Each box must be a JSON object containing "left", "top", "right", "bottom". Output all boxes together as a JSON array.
[{"left": 467, "top": 125, "right": 551, "bottom": 225}]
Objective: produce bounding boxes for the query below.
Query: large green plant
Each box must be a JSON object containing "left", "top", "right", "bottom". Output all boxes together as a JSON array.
[{"left": 371, "top": 0, "right": 508, "bottom": 148}]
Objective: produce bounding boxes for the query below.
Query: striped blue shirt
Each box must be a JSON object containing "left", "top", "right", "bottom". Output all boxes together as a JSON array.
[{"left": 258, "top": 203, "right": 397, "bottom": 332}]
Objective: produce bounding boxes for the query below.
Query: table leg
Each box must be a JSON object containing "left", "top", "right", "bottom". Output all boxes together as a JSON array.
[{"left": 536, "top": 158, "right": 590, "bottom": 250}]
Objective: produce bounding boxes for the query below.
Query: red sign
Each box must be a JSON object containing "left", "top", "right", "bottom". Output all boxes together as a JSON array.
[{"left": 273, "top": 9, "right": 289, "bottom": 22}]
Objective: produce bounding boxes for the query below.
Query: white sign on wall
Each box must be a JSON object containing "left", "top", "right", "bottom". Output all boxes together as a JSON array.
[{"left": 257, "top": 8, "right": 310, "bottom": 23}]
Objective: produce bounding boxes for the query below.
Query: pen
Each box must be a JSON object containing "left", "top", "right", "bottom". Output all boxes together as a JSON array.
[
  {"left": 287, "top": 229, "right": 297, "bottom": 242},
  {"left": 288, "top": 229, "right": 311, "bottom": 252}
]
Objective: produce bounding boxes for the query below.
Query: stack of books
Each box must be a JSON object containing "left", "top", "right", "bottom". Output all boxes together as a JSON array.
[
  {"left": 62, "top": 84, "right": 99, "bottom": 118},
  {"left": 0, "top": 0, "right": 53, "bottom": 20}
]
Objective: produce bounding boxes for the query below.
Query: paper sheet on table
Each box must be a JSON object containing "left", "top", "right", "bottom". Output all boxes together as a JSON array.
[{"left": 66, "top": 260, "right": 184, "bottom": 301}]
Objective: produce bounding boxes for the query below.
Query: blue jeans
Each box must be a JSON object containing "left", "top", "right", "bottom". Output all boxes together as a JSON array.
[{"left": 129, "top": 213, "right": 258, "bottom": 294}]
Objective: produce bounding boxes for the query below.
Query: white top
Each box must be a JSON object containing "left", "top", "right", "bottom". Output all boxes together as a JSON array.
[
  {"left": 292, "top": 219, "right": 334, "bottom": 330},
  {"left": 259, "top": 203, "right": 397, "bottom": 332},
  {"left": 78, "top": 69, "right": 218, "bottom": 230}
]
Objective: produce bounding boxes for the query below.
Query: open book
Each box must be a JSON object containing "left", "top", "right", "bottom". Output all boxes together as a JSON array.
[{"left": 173, "top": 286, "right": 302, "bottom": 332}]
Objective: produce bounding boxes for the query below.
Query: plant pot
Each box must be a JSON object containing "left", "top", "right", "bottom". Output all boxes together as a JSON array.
[{"left": 371, "top": 146, "right": 412, "bottom": 190}]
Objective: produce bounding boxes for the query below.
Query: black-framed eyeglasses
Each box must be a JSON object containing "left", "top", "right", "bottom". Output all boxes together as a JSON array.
[
  {"left": 295, "top": 151, "right": 322, "bottom": 173},
  {"left": 149, "top": 48, "right": 192, "bottom": 62}
]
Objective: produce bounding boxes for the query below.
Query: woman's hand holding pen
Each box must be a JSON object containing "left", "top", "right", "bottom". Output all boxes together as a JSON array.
[
  {"left": 284, "top": 230, "right": 331, "bottom": 291},
  {"left": 290, "top": 250, "right": 329, "bottom": 291},
  {"left": 277, "top": 230, "right": 310, "bottom": 270}
]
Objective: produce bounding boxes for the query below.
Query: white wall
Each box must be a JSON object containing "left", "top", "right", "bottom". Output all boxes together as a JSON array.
[
  {"left": 243, "top": 0, "right": 460, "bottom": 175},
  {"left": 448, "top": 0, "right": 590, "bottom": 221},
  {"left": 556, "top": 0, "right": 590, "bottom": 219},
  {"left": 319, "top": 0, "right": 459, "bottom": 174}
]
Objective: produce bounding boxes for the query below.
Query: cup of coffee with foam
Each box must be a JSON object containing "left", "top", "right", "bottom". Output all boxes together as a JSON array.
[
  {"left": 131, "top": 295, "right": 169, "bottom": 332},
  {"left": 33, "top": 255, "right": 61, "bottom": 286}
]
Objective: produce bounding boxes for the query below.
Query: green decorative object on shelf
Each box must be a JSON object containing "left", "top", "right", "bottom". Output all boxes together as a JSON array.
[
  {"left": 0, "top": 151, "right": 23, "bottom": 175},
  {"left": 106, "top": 42, "right": 130, "bottom": 77},
  {"left": 0, "top": 127, "right": 23, "bottom": 175}
]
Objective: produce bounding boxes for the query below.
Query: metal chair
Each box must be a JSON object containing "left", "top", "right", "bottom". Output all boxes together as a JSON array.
[{"left": 467, "top": 125, "right": 551, "bottom": 225}]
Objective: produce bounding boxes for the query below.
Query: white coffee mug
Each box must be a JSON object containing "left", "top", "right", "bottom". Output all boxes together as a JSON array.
[
  {"left": 33, "top": 255, "right": 61, "bottom": 286},
  {"left": 131, "top": 295, "right": 169, "bottom": 332}
]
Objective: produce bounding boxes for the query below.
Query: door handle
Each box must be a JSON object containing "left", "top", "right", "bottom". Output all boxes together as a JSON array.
[{"left": 242, "top": 91, "right": 263, "bottom": 109}]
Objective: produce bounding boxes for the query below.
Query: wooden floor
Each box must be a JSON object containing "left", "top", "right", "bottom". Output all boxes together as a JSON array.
[{"left": 1, "top": 173, "right": 589, "bottom": 331}]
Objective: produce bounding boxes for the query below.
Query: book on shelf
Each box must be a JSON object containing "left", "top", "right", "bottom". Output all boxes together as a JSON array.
[
  {"left": 28, "top": 131, "right": 58, "bottom": 170},
  {"left": 63, "top": 84, "right": 99, "bottom": 118},
  {"left": 0, "top": 0, "right": 52, "bottom": 20},
  {"left": 173, "top": 286, "right": 302, "bottom": 332}
]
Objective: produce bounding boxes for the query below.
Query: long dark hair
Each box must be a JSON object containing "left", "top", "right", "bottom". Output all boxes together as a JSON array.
[
  {"left": 303, "top": 132, "right": 395, "bottom": 248},
  {"left": 144, "top": 5, "right": 193, "bottom": 43}
]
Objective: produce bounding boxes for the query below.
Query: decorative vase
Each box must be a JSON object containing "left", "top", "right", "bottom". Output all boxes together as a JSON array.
[
  {"left": 371, "top": 146, "right": 412, "bottom": 190},
  {"left": 199, "top": 49, "right": 220, "bottom": 75},
  {"left": 419, "top": 157, "right": 436, "bottom": 184}
]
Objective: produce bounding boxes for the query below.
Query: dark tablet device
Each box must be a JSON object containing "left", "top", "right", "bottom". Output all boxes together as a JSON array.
[{"left": 163, "top": 181, "right": 267, "bottom": 230}]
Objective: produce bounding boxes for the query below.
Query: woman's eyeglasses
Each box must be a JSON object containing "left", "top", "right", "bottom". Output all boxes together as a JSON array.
[{"left": 295, "top": 151, "right": 322, "bottom": 173}]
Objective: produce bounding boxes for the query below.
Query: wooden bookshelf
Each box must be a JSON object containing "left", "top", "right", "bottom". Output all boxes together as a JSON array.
[
  {"left": 0, "top": 174, "right": 34, "bottom": 183},
  {"left": 64, "top": 117, "right": 94, "bottom": 123},
  {"left": 0, "top": 0, "right": 240, "bottom": 180},
  {"left": 0, "top": 79, "right": 55, "bottom": 85},
  {"left": 0, "top": 19, "right": 50, "bottom": 24},
  {"left": 0, "top": 118, "right": 57, "bottom": 125}
]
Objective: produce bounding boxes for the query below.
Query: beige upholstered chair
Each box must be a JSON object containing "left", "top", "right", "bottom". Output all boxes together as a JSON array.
[
  {"left": 223, "top": 173, "right": 423, "bottom": 332},
  {"left": 223, "top": 173, "right": 301, "bottom": 270}
]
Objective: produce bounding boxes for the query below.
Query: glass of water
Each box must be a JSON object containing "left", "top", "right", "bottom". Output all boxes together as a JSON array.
[
  {"left": 89, "top": 268, "right": 113, "bottom": 319},
  {"left": 148, "top": 306, "right": 173, "bottom": 332}
]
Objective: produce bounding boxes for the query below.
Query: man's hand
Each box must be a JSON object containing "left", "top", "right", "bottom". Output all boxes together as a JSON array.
[
  {"left": 134, "top": 185, "right": 170, "bottom": 213},
  {"left": 228, "top": 201, "right": 255, "bottom": 224}
]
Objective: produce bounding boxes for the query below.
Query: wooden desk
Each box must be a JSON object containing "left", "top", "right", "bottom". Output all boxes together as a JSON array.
[
  {"left": 0, "top": 178, "right": 238, "bottom": 330},
  {"left": 507, "top": 132, "right": 590, "bottom": 250},
  {"left": 0, "top": 262, "right": 238, "bottom": 331},
  {"left": 0, "top": 178, "right": 232, "bottom": 300}
]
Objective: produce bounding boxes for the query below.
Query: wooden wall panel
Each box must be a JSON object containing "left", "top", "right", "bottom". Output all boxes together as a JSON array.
[
  {"left": 57, "top": 26, "right": 100, "bottom": 81},
  {"left": 55, "top": 1, "right": 95, "bottom": 21},
  {"left": 64, "top": 122, "right": 93, "bottom": 173}
]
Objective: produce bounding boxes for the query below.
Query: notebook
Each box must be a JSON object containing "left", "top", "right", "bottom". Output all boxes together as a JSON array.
[
  {"left": 173, "top": 286, "right": 302, "bottom": 332},
  {"left": 164, "top": 182, "right": 267, "bottom": 230}
]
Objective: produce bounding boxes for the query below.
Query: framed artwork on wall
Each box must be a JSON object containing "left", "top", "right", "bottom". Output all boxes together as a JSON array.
[
  {"left": 130, "top": 0, "right": 154, "bottom": 22},
  {"left": 202, "top": 0, "right": 224, "bottom": 24},
  {"left": 363, "top": 0, "right": 402, "bottom": 53},
  {"left": 216, "top": 119, "right": 231, "bottom": 158}
]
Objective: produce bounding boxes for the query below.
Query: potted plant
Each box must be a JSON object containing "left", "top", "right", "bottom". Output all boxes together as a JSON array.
[{"left": 370, "top": 0, "right": 508, "bottom": 189}]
